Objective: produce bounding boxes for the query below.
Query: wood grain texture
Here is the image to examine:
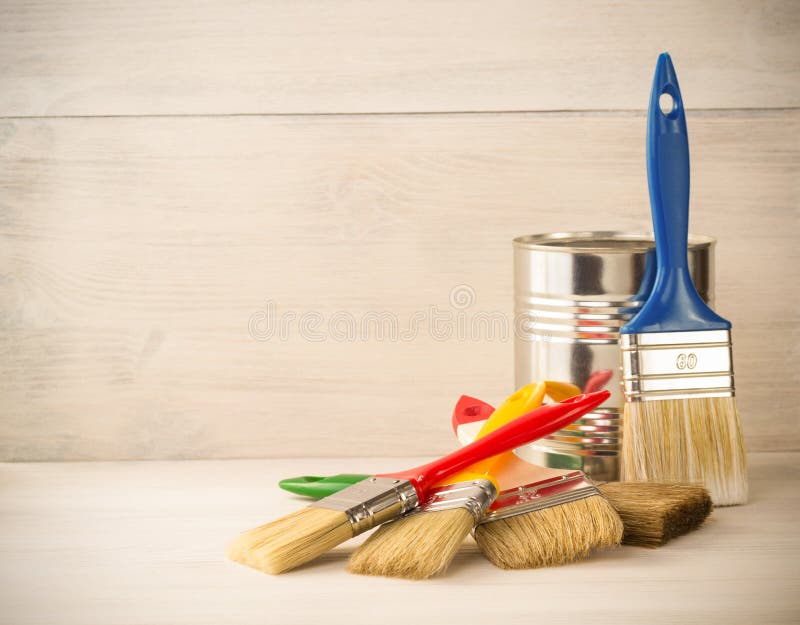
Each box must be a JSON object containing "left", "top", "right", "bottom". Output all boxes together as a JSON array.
[
  {"left": 1, "top": 0, "right": 799, "bottom": 117},
  {"left": 0, "top": 112, "right": 797, "bottom": 460},
  {"left": 0, "top": 452, "right": 798, "bottom": 625}
]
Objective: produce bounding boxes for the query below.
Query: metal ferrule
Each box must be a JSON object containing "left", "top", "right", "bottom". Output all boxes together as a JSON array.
[
  {"left": 478, "top": 471, "right": 600, "bottom": 524},
  {"left": 311, "top": 476, "right": 419, "bottom": 535},
  {"left": 416, "top": 478, "right": 497, "bottom": 522},
  {"left": 620, "top": 329, "right": 735, "bottom": 402}
]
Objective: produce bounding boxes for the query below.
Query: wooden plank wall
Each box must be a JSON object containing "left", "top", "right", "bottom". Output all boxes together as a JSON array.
[{"left": 1, "top": 1, "right": 798, "bottom": 460}]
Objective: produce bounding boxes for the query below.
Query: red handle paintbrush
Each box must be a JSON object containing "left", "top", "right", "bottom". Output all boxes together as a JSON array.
[{"left": 227, "top": 390, "right": 610, "bottom": 574}]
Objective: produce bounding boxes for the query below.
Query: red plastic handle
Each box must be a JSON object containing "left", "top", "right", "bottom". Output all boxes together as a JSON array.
[
  {"left": 450, "top": 395, "right": 495, "bottom": 432},
  {"left": 380, "top": 390, "right": 609, "bottom": 497}
]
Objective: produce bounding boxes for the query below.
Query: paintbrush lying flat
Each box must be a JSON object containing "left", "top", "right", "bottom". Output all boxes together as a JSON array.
[{"left": 228, "top": 390, "right": 609, "bottom": 574}]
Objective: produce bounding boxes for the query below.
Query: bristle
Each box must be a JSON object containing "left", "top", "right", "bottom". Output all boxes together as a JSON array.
[
  {"left": 599, "top": 482, "right": 712, "bottom": 547},
  {"left": 474, "top": 494, "right": 623, "bottom": 569},
  {"left": 621, "top": 396, "right": 748, "bottom": 506},
  {"left": 227, "top": 507, "right": 353, "bottom": 574},
  {"left": 348, "top": 509, "right": 474, "bottom": 579}
]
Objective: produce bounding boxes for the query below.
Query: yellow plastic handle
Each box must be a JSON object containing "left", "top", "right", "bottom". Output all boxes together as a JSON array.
[
  {"left": 435, "top": 381, "right": 547, "bottom": 488},
  {"left": 475, "top": 382, "right": 547, "bottom": 438},
  {"left": 544, "top": 380, "right": 582, "bottom": 403}
]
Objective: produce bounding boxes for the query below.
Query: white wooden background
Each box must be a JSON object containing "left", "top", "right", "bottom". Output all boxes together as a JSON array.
[{"left": 1, "top": 1, "right": 798, "bottom": 460}]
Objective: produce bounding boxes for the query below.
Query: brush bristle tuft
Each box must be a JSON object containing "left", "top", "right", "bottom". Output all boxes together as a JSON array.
[
  {"left": 227, "top": 507, "right": 353, "bottom": 574},
  {"left": 474, "top": 494, "right": 622, "bottom": 569},
  {"left": 621, "top": 396, "right": 748, "bottom": 506},
  {"left": 599, "top": 482, "right": 712, "bottom": 547},
  {"left": 348, "top": 509, "right": 474, "bottom": 579}
]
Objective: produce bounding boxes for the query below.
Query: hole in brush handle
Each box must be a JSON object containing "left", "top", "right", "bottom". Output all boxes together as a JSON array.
[
  {"left": 659, "top": 92, "right": 674, "bottom": 116},
  {"left": 658, "top": 85, "right": 681, "bottom": 120}
]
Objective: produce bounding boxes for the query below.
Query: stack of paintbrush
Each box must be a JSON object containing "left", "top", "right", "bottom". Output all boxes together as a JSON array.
[{"left": 228, "top": 390, "right": 610, "bottom": 575}]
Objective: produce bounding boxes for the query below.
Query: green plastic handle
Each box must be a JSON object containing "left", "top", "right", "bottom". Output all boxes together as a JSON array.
[{"left": 278, "top": 474, "right": 369, "bottom": 498}]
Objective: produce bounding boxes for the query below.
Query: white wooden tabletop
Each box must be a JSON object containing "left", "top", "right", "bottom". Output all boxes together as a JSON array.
[{"left": 1, "top": 452, "right": 798, "bottom": 625}]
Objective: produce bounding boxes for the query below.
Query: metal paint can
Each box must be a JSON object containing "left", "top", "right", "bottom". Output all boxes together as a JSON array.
[{"left": 513, "top": 231, "right": 715, "bottom": 482}]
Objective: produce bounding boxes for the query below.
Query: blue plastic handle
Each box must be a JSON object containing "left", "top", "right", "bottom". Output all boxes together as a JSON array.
[{"left": 622, "top": 53, "right": 730, "bottom": 334}]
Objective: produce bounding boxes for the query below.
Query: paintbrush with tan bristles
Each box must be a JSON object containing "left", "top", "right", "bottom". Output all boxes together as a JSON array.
[
  {"left": 227, "top": 390, "right": 610, "bottom": 575},
  {"left": 348, "top": 384, "right": 622, "bottom": 578},
  {"left": 472, "top": 468, "right": 622, "bottom": 570},
  {"left": 619, "top": 53, "right": 747, "bottom": 506}
]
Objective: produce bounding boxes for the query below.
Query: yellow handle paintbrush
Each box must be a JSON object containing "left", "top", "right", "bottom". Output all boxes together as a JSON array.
[{"left": 437, "top": 381, "right": 547, "bottom": 488}]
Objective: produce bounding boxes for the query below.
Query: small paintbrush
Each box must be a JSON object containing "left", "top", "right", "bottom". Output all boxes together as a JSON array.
[{"left": 227, "top": 390, "right": 609, "bottom": 574}]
